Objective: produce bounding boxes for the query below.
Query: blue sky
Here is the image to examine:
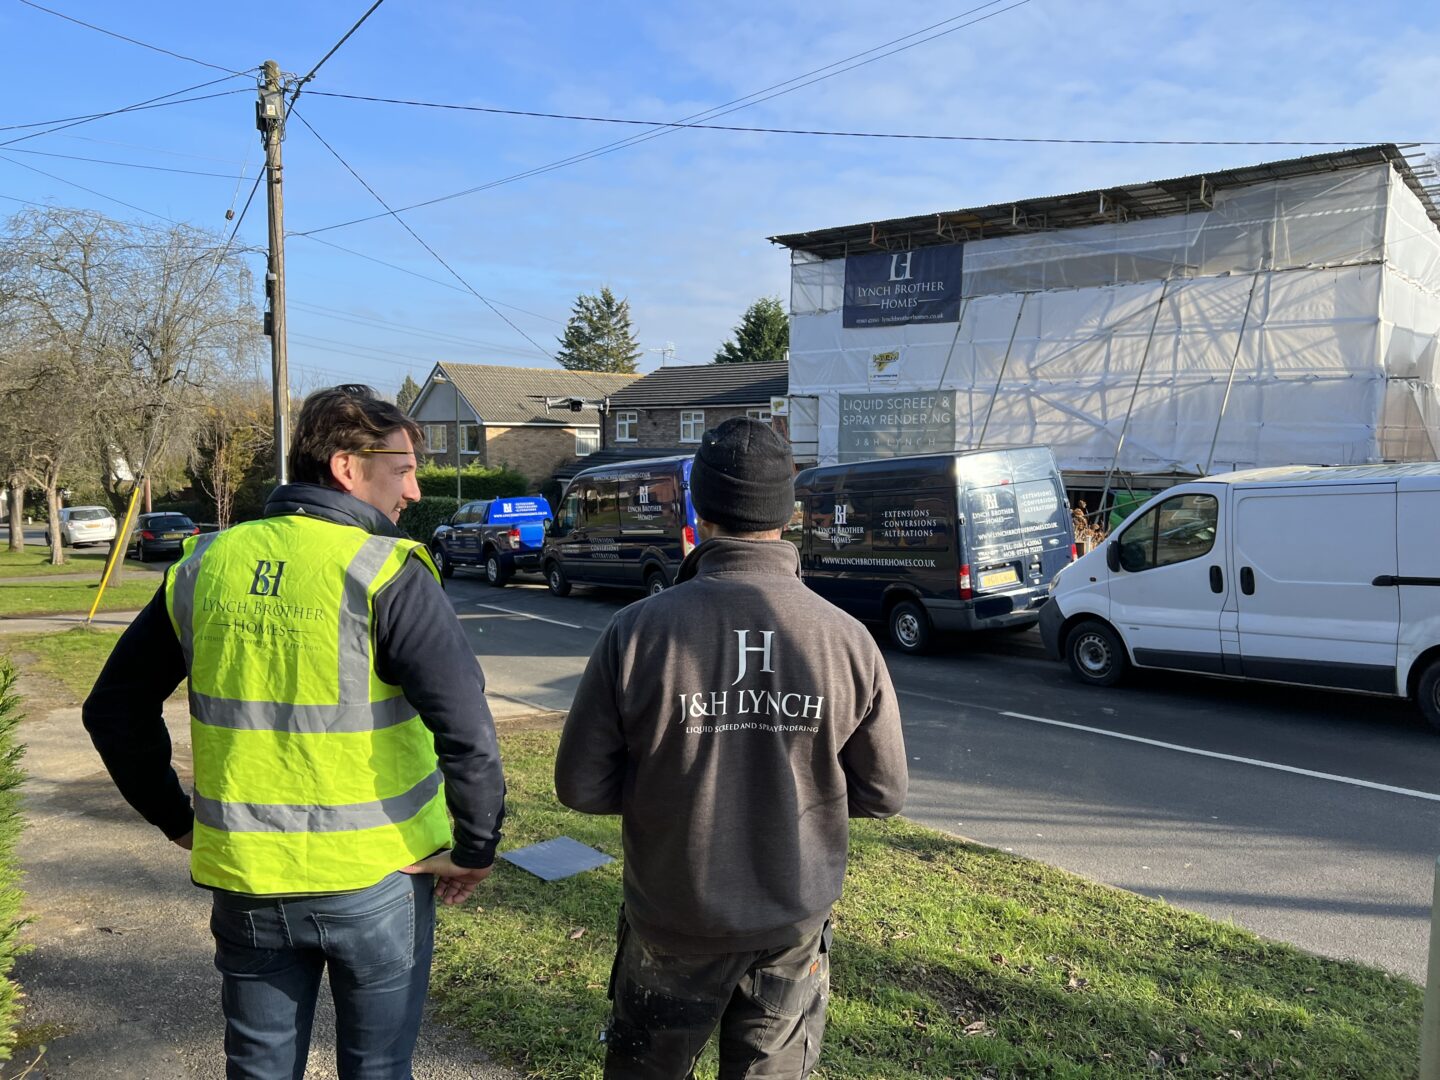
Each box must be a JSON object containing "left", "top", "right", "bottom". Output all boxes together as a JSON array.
[{"left": 2, "top": 1, "right": 1436, "bottom": 396}]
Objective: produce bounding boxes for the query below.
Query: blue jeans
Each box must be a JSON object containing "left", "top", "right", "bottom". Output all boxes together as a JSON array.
[{"left": 210, "top": 871, "right": 435, "bottom": 1080}]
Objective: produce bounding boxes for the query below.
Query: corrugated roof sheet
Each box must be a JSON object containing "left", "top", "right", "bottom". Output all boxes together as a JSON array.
[
  {"left": 608, "top": 361, "right": 788, "bottom": 408},
  {"left": 769, "top": 144, "right": 1440, "bottom": 260},
  {"left": 430, "top": 363, "right": 640, "bottom": 425}
]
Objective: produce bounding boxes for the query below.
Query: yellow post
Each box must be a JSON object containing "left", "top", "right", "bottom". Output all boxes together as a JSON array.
[{"left": 86, "top": 483, "right": 144, "bottom": 626}]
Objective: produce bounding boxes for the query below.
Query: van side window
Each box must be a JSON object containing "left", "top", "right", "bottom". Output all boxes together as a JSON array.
[
  {"left": 1118, "top": 494, "right": 1219, "bottom": 572},
  {"left": 620, "top": 474, "right": 678, "bottom": 533},
  {"left": 556, "top": 493, "right": 581, "bottom": 533},
  {"left": 782, "top": 500, "right": 804, "bottom": 550}
]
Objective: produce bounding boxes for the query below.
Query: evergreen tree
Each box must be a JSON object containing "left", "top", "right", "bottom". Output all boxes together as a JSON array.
[
  {"left": 555, "top": 287, "right": 641, "bottom": 374},
  {"left": 396, "top": 373, "right": 421, "bottom": 413},
  {"left": 714, "top": 296, "right": 789, "bottom": 364}
]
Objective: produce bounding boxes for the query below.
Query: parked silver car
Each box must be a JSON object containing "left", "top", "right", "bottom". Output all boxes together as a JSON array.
[{"left": 52, "top": 506, "right": 117, "bottom": 547}]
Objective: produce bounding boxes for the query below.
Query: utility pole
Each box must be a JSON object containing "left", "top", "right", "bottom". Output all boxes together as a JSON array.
[{"left": 258, "top": 60, "right": 290, "bottom": 484}]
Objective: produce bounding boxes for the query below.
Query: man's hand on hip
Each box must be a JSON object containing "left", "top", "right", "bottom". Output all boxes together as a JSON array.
[{"left": 402, "top": 852, "right": 493, "bottom": 905}]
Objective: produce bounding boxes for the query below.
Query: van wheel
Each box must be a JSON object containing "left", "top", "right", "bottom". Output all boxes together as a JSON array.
[
  {"left": 1417, "top": 661, "right": 1440, "bottom": 733},
  {"left": 644, "top": 570, "right": 666, "bottom": 597},
  {"left": 484, "top": 551, "right": 509, "bottom": 588},
  {"left": 888, "top": 601, "right": 931, "bottom": 654},
  {"left": 546, "top": 562, "right": 572, "bottom": 597},
  {"left": 433, "top": 546, "right": 454, "bottom": 579},
  {"left": 1065, "top": 620, "right": 1128, "bottom": 687}
]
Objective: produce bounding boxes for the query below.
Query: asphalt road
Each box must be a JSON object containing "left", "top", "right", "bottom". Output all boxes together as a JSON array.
[{"left": 444, "top": 566, "right": 1440, "bottom": 984}]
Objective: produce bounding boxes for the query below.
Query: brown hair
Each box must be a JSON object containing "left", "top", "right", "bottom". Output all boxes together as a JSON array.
[{"left": 287, "top": 384, "right": 423, "bottom": 486}]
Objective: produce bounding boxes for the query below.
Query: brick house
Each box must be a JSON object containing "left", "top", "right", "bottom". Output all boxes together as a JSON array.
[
  {"left": 600, "top": 360, "right": 789, "bottom": 455},
  {"left": 408, "top": 363, "right": 639, "bottom": 486}
]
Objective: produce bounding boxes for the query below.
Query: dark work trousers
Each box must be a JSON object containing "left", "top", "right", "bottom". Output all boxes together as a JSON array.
[{"left": 603, "top": 908, "right": 832, "bottom": 1080}]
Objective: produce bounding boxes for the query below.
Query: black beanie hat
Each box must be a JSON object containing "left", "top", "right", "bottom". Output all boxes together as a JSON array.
[{"left": 689, "top": 417, "right": 795, "bottom": 532}]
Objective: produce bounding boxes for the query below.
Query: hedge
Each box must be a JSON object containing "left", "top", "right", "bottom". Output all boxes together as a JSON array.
[
  {"left": 0, "top": 662, "right": 27, "bottom": 1061},
  {"left": 415, "top": 464, "right": 527, "bottom": 500},
  {"left": 398, "top": 497, "right": 461, "bottom": 544}
]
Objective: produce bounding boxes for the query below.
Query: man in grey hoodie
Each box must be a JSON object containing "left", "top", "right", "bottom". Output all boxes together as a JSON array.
[{"left": 555, "top": 417, "right": 908, "bottom": 1079}]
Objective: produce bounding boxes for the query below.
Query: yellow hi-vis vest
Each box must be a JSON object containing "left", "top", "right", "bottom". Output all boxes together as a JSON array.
[{"left": 164, "top": 514, "right": 451, "bottom": 894}]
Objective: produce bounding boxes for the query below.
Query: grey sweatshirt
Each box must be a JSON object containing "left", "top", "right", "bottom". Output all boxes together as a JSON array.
[{"left": 555, "top": 537, "right": 907, "bottom": 953}]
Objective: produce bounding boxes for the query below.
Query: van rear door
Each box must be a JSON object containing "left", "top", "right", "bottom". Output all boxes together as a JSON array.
[
  {"left": 1232, "top": 483, "right": 1398, "bottom": 692},
  {"left": 960, "top": 449, "right": 1071, "bottom": 597}
]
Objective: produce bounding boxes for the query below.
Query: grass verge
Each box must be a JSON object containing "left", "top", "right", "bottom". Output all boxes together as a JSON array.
[
  {"left": 1, "top": 629, "right": 123, "bottom": 702},
  {"left": 0, "top": 632, "right": 1421, "bottom": 1077},
  {"left": 431, "top": 730, "right": 1421, "bottom": 1080},
  {"left": 0, "top": 662, "right": 28, "bottom": 1063},
  {"left": 0, "top": 578, "right": 158, "bottom": 619},
  {"left": 0, "top": 550, "right": 150, "bottom": 579}
]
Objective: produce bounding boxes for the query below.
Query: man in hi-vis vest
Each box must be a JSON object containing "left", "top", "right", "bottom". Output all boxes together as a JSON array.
[{"left": 84, "top": 384, "right": 506, "bottom": 1079}]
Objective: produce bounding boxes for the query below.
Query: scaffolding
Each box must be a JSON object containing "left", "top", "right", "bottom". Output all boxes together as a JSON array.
[{"left": 782, "top": 156, "right": 1440, "bottom": 482}]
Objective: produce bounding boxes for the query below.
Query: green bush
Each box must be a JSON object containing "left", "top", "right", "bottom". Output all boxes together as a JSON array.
[
  {"left": 0, "top": 662, "right": 28, "bottom": 1061},
  {"left": 415, "top": 464, "right": 527, "bottom": 500},
  {"left": 398, "top": 497, "right": 461, "bottom": 543}
]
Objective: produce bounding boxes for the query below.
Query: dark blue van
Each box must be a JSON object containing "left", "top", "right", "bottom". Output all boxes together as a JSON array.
[
  {"left": 791, "top": 447, "right": 1074, "bottom": 653},
  {"left": 542, "top": 456, "right": 700, "bottom": 597}
]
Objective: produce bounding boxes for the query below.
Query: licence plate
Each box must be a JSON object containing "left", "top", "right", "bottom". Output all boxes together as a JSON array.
[
  {"left": 163, "top": 532, "right": 183, "bottom": 540},
  {"left": 980, "top": 567, "right": 1019, "bottom": 589}
]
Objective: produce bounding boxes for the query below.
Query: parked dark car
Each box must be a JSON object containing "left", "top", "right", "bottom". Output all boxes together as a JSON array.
[
  {"left": 542, "top": 456, "right": 699, "bottom": 598},
  {"left": 429, "top": 496, "right": 553, "bottom": 586},
  {"left": 130, "top": 512, "right": 200, "bottom": 561},
  {"left": 792, "top": 447, "right": 1075, "bottom": 653}
]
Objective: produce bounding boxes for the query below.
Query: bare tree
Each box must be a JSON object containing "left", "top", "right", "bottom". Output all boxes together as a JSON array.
[
  {"left": 194, "top": 378, "right": 273, "bottom": 530},
  {"left": 0, "top": 207, "right": 262, "bottom": 571}
]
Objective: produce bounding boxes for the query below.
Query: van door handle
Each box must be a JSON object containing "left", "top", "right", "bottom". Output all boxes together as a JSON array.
[
  {"left": 1240, "top": 566, "right": 1255, "bottom": 595},
  {"left": 1209, "top": 566, "right": 1223, "bottom": 593}
]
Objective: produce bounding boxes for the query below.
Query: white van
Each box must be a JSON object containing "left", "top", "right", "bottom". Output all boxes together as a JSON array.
[{"left": 1038, "top": 464, "right": 1440, "bottom": 730}]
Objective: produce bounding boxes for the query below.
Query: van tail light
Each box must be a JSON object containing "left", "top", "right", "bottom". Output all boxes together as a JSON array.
[
  {"left": 1070, "top": 543, "right": 1078, "bottom": 562},
  {"left": 508, "top": 526, "right": 521, "bottom": 544},
  {"left": 682, "top": 525, "right": 696, "bottom": 556},
  {"left": 958, "top": 563, "right": 973, "bottom": 600},
  {"left": 140, "top": 530, "right": 156, "bottom": 540}
]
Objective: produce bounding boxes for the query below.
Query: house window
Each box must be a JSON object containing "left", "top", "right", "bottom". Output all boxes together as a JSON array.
[
  {"left": 575, "top": 428, "right": 600, "bottom": 457},
  {"left": 679, "top": 410, "right": 705, "bottom": 443},
  {"left": 746, "top": 408, "right": 772, "bottom": 423},
  {"left": 615, "top": 411, "right": 638, "bottom": 443},
  {"left": 460, "top": 423, "right": 482, "bottom": 455},
  {"left": 424, "top": 424, "right": 447, "bottom": 453}
]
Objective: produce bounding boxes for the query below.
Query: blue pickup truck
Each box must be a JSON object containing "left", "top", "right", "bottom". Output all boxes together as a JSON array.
[{"left": 429, "top": 496, "right": 552, "bottom": 587}]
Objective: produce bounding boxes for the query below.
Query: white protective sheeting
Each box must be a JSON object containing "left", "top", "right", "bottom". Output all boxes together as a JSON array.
[{"left": 787, "top": 164, "right": 1440, "bottom": 474}]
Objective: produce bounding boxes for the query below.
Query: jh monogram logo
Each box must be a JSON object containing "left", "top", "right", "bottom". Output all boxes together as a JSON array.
[{"left": 732, "top": 630, "right": 775, "bottom": 686}]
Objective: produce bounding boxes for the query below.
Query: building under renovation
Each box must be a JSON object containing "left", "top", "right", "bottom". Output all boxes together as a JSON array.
[{"left": 769, "top": 145, "right": 1440, "bottom": 500}]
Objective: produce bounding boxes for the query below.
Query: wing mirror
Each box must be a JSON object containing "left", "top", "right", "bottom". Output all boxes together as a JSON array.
[{"left": 1105, "top": 541, "right": 1120, "bottom": 573}]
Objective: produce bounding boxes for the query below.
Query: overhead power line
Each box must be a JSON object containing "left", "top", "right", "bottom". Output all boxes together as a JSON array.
[
  {"left": 308, "top": 91, "right": 1419, "bottom": 147},
  {"left": 293, "top": 1, "right": 1033, "bottom": 237},
  {"left": 16, "top": 0, "right": 251, "bottom": 74},
  {"left": 290, "top": 301, "right": 554, "bottom": 354},
  {"left": 290, "top": 108, "right": 561, "bottom": 364},
  {"left": 0, "top": 82, "right": 250, "bottom": 149},
  {"left": 290, "top": 0, "right": 387, "bottom": 108},
  {"left": 1, "top": 144, "right": 257, "bottom": 179},
  {"left": 293, "top": 233, "right": 564, "bottom": 324},
  {"left": 0, "top": 152, "right": 183, "bottom": 222}
]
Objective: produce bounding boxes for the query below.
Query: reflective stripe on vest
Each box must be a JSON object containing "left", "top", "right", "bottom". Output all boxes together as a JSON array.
[{"left": 165, "top": 515, "right": 450, "bottom": 895}]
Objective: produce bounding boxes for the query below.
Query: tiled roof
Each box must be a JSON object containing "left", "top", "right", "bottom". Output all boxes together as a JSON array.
[
  {"left": 608, "top": 361, "right": 788, "bottom": 408},
  {"left": 428, "top": 363, "right": 640, "bottom": 425}
]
